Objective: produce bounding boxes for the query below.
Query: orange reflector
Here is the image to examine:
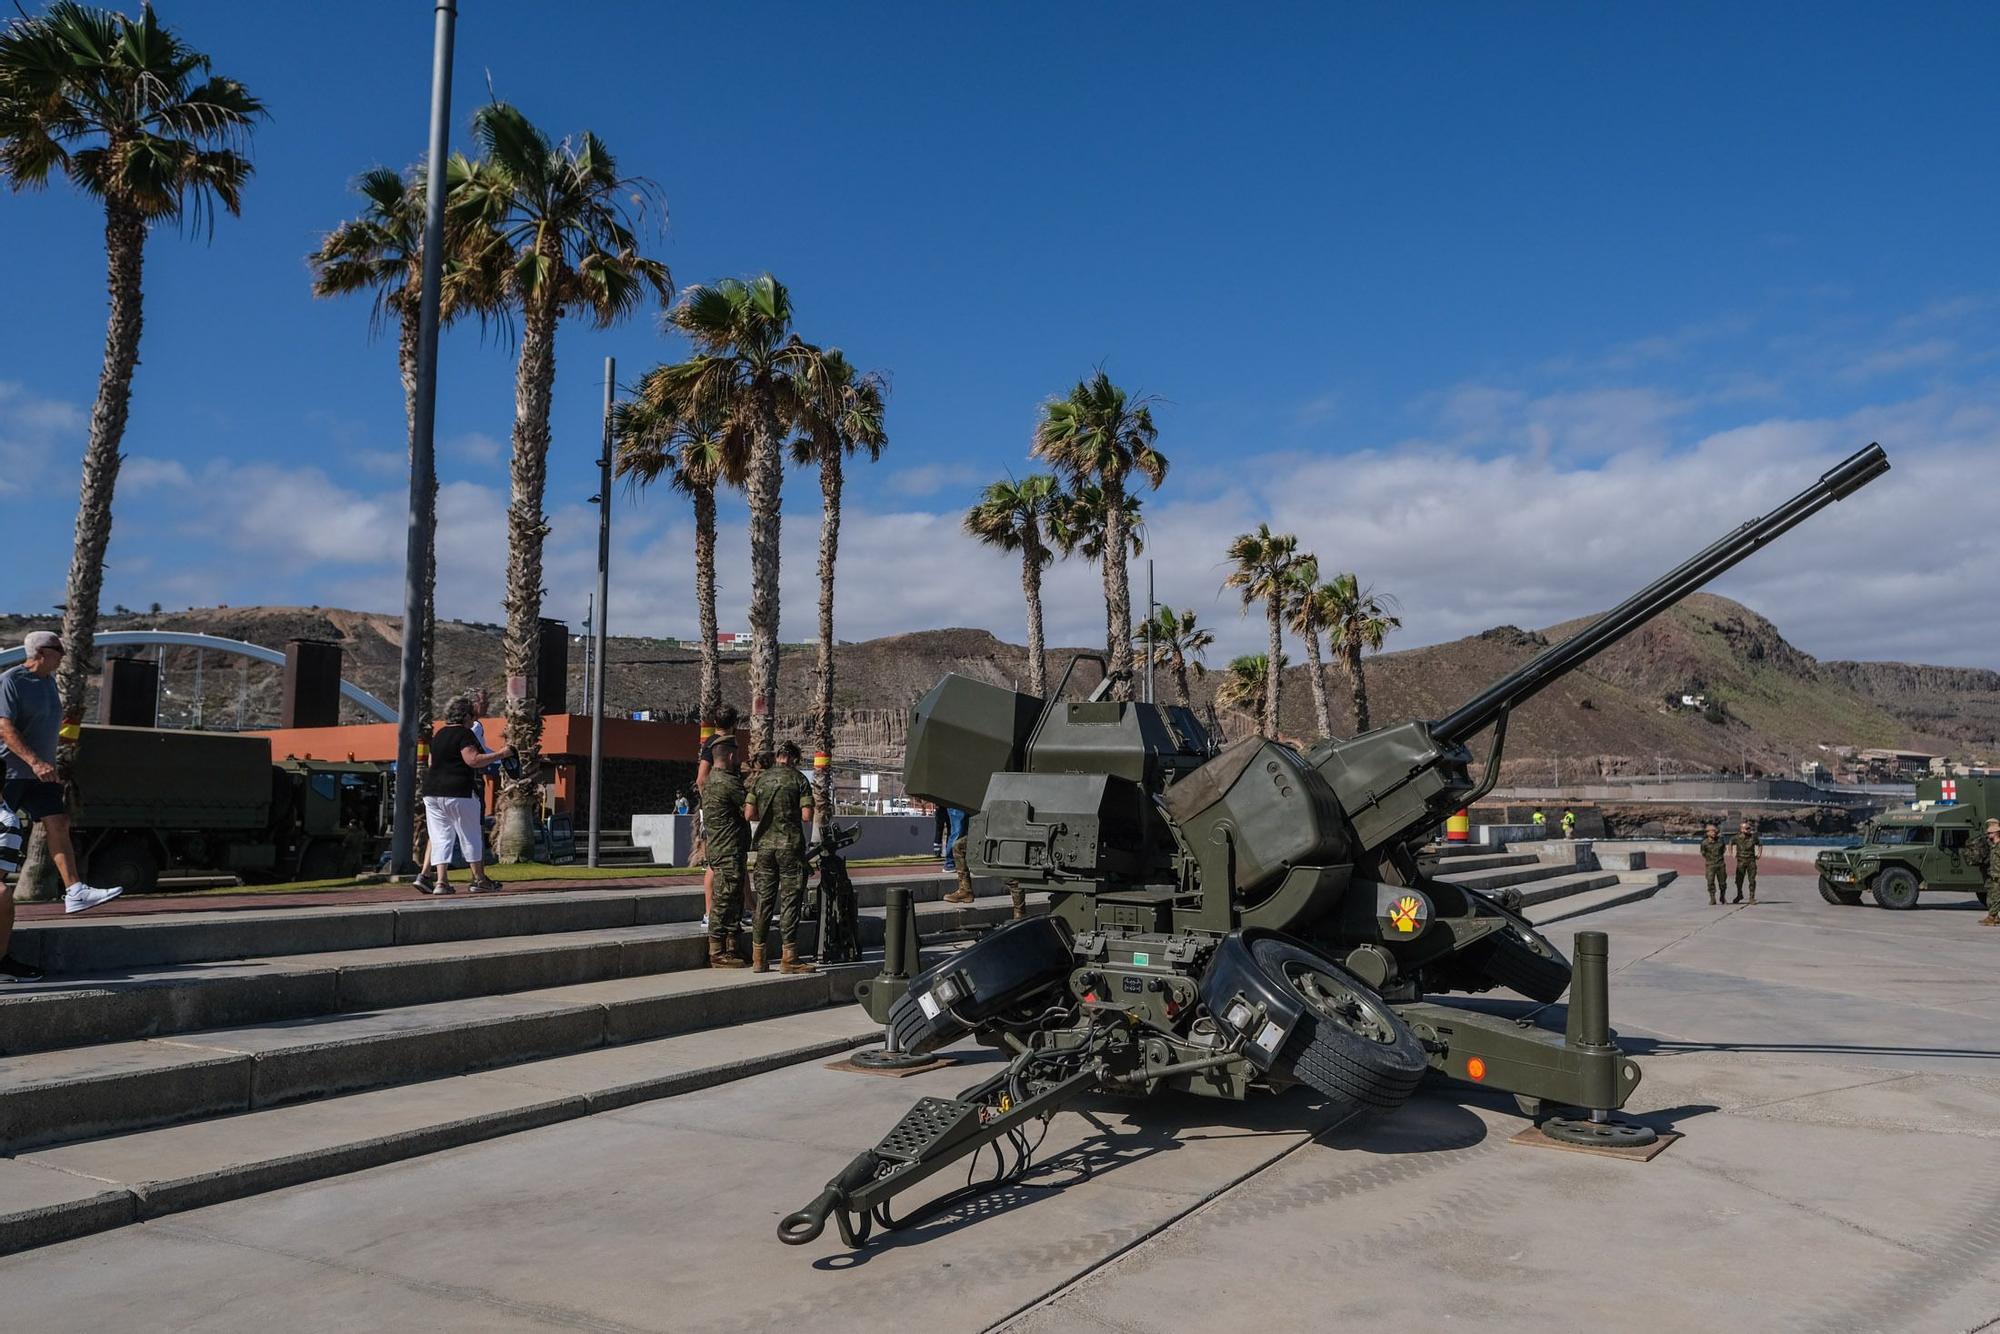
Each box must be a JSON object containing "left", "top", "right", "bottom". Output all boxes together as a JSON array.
[{"left": 1466, "top": 1057, "right": 1487, "bottom": 1082}]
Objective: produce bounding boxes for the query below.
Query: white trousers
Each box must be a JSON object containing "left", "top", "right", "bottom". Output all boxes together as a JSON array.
[{"left": 424, "top": 795, "right": 485, "bottom": 866}]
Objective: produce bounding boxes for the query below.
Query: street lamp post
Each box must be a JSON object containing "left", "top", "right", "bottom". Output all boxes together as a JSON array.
[
  {"left": 391, "top": 0, "right": 458, "bottom": 874},
  {"left": 587, "top": 357, "right": 613, "bottom": 868}
]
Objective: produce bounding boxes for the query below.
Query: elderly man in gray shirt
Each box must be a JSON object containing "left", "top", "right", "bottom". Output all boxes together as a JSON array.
[{"left": 0, "top": 632, "right": 123, "bottom": 983}]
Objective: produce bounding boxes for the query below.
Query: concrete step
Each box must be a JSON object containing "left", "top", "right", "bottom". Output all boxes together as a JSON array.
[
  {"left": 1527, "top": 871, "right": 1673, "bottom": 926},
  {"left": 1420, "top": 852, "right": 1542, "bottom": 874},
  {"left": 0, "top": 959, "right": 873, "bottom": 1156},
  {"left": 0, "top": 1006, "right": 880, "bottom": 1257},
  {"left": 0, "top": 888, "right": 1040, "bottom": 1057},
  {"left": 1433, "top": 860, "right": 1600, "bottom": 893},
  {"left": 12, "top": 871, "right": 976, "bottom": 974},
  {"left": 1508, "top": 870, "right": 1624, "bottom": 908}
]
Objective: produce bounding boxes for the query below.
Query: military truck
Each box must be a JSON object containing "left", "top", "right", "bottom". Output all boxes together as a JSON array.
[
  {"left": 68, "top": 725, "right": 389, "bottom": 895},
  {"left": 1816, "top": 775, "right": 1998, "bottom": 909}
]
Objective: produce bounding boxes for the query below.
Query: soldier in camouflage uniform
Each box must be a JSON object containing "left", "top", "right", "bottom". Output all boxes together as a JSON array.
[
  {"left": 700, "top": 738, "right": 749, "bottom": 968},
  {"left": 1699, "top": 824, "right": 1727, "bottom": 906},
  {"left": 939, "top": 808, "right": 1030, "bottom": 919},
  {"left": 1978, "top": 817, "right": 2000, "bottom": 926},
  {"left": 1731, "top": 819, "right": 1761, "bottom": 904},
  {"left": 748, "top": 741, "right": 815, "bottom": 973}
]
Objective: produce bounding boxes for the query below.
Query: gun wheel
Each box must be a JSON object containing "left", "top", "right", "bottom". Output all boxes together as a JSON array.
[
  {"left": 1250, "top": 936, "right": 1427, "bottom": 1116},
  {"left": 1817, "top": 876, "right": 1862, "bottom": 906},
  {"left": 886, "top": 916, "right": 1073, "bottom": 1055}
]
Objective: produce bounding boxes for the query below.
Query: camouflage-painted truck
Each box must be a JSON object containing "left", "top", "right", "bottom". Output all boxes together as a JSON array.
[
  {"left": 1816, "top": 775, "right": 1999, "bottom": 909},
  {"left": 68, "top": 725, "right": 388, "bottom": 894}
]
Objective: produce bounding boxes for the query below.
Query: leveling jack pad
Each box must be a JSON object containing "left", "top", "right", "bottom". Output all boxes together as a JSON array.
[
  {"left": 1512, "top": 1119, "right": 1676, "bottom": 1162},
  {"left": 833, "top": 1048, "right": 953, "bottom": 1077}
]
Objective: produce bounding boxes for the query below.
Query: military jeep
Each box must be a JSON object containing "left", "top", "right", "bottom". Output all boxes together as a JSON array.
[{"left": 1816, "top": 775, "right": 1996, "bottom": 909}]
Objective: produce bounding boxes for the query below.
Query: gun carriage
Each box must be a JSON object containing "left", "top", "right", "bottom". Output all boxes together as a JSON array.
[{"left": 781, "top": 444, "right": 1890, "bottom": 1249}]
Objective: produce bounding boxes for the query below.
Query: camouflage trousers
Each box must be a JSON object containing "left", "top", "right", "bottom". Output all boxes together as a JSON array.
[
  {"left": 1986, "top": 874, "right": 2000, "bottom": 916},
  {"left": 709, "top": 851, "right": 745, "bottom": 948},
  {"left": 952, "top": 833, "right": 1027, "bottom": 913},
  {"left": 753, "top": 839, "right": 807, "bottom": 947},
  {"left": 1734, "top": 863, "right": 1757, "bottom": 900},
  {"left": 1704, "top": 866, "right": 1726, "bottom": 902}
]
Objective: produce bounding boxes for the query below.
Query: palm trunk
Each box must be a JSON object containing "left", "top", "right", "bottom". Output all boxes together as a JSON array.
[
  {"left": 397, "top": 311, "right": 438, "bottom": 728},
  {"left": 1100, "top": 473, "right": 1133, "bottom": 698},
  {"left": 812, "top": 451, "right": 842, "bottom": 824},
  {"left": 495, "top": 277, "right": 560, "bottom": 861},
  {"left": 55, "top": 203, "right": 147, "bottom": 723},
  {"left": 1171, "top": 647, "right": 1191, "bottom": 709},
  {"left": 26, "top": 203, "right": 148, "bottom": 904},
  {"left": 1352, "top": 648, "right": 1368, "bottom": 732},
  {"left": 693, "top": 482, "right": 720, "bottom": 723},
  {"left": 1263, "top": 596, "right": 1284, "bottom": 738},
  {"left": 1021, "top": 536, "right": 1047, "bottom": 698},
  {"left": 1345, "top": 644, "right": 1371, "bottom": 733},
  {"left": 745, "top": 384, "right": 785, "bottom": 757},
  {"left": 1301, "top": 620, "right": 1333, "bottom": 739}
]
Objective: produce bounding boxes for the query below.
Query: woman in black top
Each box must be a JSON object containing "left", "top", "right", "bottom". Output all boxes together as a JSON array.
[{"left": 419, "top": 695, "right": 512, "bottom": 894}]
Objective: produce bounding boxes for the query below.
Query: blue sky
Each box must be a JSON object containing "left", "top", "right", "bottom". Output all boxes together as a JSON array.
[{"left": 2, "top": 2, "right": 1996, "bottom": 665}]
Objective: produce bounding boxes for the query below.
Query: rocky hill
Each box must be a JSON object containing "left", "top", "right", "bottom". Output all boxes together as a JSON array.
[{"left": 5, "top": 594, "right": 1992, "bottom": 778}]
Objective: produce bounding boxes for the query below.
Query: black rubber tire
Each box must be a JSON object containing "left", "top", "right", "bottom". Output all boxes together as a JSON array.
[
  {"left": 1248, "top": 935, "right": 1427, "bottom": 1115},
  {"left": 88, "top": 834, "right": 159, "bottom": 897},
  {"left": 1869, "top": 866, "right": 1921, "bottom": 910},
  {"left": 886, "top": 915, "right": 1073, "bottom": 1055},
  {"left": 1818, "top": 875, "right": 1863, "bottom": 906},
  {"left": 1457, "top": 893, "right": 1573, "bottom": 1003}
]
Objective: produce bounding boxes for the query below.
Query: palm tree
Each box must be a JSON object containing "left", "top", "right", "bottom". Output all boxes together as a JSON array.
[
  {"left": 1222, "top": 525, "right": 1299, "bottom": 737},
  {"left": 612, "top": 392, "right": 744, "bottom": 725},
  {"left": 449, "top": 102, "right": 671, "bottom": 858},
  {"left": 964, "top": 475, "right": 1060, "bottom": 697},
  {"left": 1135, "top": 607, "right": 1215, "bottom": 709},
  {"left": 0, "top": 2, "right": 263, "bottom": 719},
  {"left": 1215, "top": 653, "right": 1284, "bottom": 737},
  {"left": 791, "top": 349, "right": 888, "bottom": 817},
  {"left": 1324, "top": 573, "right": 1402, "bottom": 733},
  {"left": 1048, "top": 482, "right": 1146, "bottom": 665},
  {"left": 1032, "top": 373, "right": 1167, "bottom": 696},
  {"left": 309, "top": 166, "right": 506, "bottom": 725},
  {"left": 647, "top": 274, "right": 828, "bottom": 756},
  {"left": 1284, "top": 556, "right": 1335, "bottom": 740}
]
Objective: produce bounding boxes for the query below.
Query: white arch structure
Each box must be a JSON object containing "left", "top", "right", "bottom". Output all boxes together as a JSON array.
[{"left": 0, "top": 630, "right": 398, "bottom": 722}]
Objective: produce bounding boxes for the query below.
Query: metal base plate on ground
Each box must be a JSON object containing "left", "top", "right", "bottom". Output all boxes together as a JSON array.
[
  {"left": 1511, "top": 1120, "right": 1677, "bottom": 1162},
  {"left": 830, "top": 1049, "right": 954, "bottom": 1078}
]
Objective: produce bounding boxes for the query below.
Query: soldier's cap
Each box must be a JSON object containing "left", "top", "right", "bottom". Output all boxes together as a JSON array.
[
  {"left": 22, "top": 630, "right": 62, "bottom": 655},
  {"left": 1987, "top": 817, "right": 1999, "bottom": 829}
]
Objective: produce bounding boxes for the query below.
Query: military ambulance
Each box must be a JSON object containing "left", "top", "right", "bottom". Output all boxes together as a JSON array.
[{"left": 1816, "top": 775, "right": 1997, "bottom": 909}]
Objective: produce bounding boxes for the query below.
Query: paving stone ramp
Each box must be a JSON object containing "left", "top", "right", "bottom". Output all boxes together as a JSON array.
[{"left": 0, "top": 872, "right": 1043, "bottom": 1257}]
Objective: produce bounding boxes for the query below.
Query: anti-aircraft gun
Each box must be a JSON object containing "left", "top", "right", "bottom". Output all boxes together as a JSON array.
[{"left": 779, "top": 444, "right": 1890, "bottom": 1249}]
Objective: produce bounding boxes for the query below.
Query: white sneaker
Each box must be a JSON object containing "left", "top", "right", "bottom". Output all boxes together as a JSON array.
[
  {"left": 64, "top": 883, "right": 123, "bottom": 914},
  {"left": 699, "top": 913, "right": 709, "bottom": 931}
]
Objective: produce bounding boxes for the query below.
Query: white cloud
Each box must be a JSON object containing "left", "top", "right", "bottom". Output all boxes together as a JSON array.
[
  {"left": 444, "top": 431, "right": 505, "bottom": 464},
  {"left": 120, "top": 456, "right": 193, "bottom": 491},
  {"left": 90, "top": 390, "right": 2000, "bottom": 673},
  {"left": 883, "top": 462, "right": 983, "bottom": 498},
  {"left": 0, "top": 380, "right": 84, "bottom": 491},
  {"left": 1840, "top": 339, "right": 1958, "bottom": 382}
]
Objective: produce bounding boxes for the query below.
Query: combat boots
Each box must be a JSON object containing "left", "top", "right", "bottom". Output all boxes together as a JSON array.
[
  {"left": 942, "top": 888, "right": 975, "bottom": 905},
  {"left": 1980, "top": 914, "right": 1999, "bottom": 926},
  {"left": 751, "top": 942, "right": 769, "bottom": 973},
  {"left": 779, "top": 943, "right": 816, "bottom": 975},
  {"left": 709, "top": 940, "right": 748, "bottom": 970}
]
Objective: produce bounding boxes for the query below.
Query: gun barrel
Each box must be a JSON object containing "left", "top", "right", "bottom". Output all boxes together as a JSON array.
[{"left": 1431, "top": 442, "right": 1890, "bottom": 745}]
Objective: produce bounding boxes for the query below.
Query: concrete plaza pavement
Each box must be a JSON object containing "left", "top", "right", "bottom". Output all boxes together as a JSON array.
[{"left": 5, "top": 870, "right": 1999, "bottom": 1333}]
